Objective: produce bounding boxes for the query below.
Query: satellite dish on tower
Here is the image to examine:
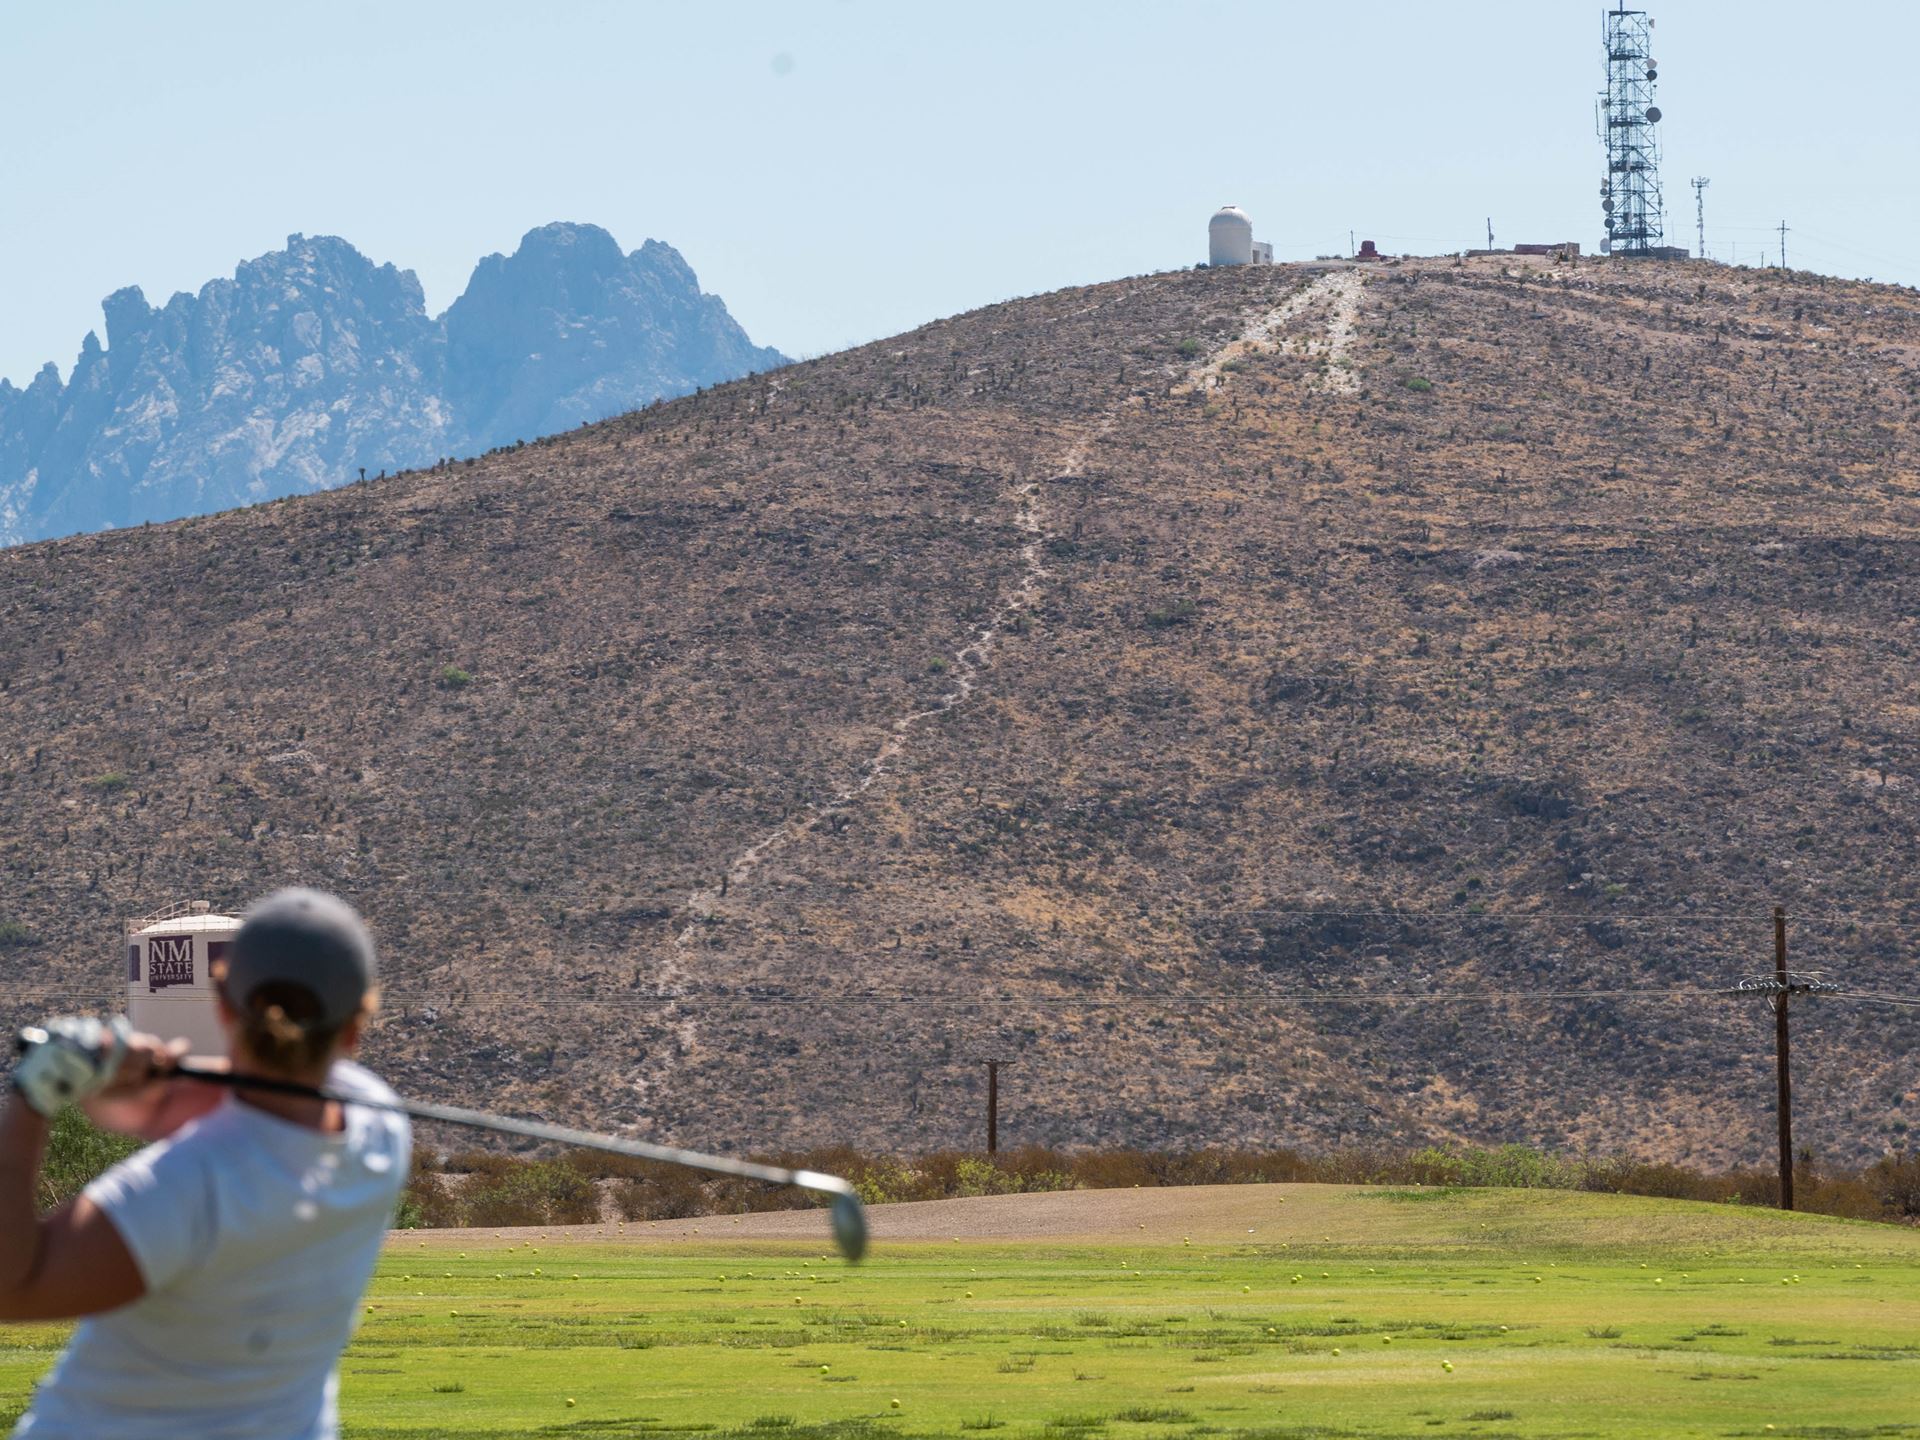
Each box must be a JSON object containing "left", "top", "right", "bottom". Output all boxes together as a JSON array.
[
  {"left": 1603, "top": 198, "right": 1616, "bottom": 213},
  {"left": 1645, "top": 105, "right": 1663, "bottom": 123}
]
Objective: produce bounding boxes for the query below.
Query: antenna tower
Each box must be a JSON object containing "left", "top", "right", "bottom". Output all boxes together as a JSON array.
[
  {"left": 1597, "top": 5, "right": 1666, "bottom": 257},
  {"left": 1691, "top": 176, "right": 1710, "bottom": 260}
]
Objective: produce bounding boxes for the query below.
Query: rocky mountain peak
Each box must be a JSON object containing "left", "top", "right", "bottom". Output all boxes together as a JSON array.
[
  {"left": 443, "top": 223, "right": 782, "bottom": 453},
  {"left": 100, "top": 286, "right": 155, "bottom": 354},
  {"left": 513, "top": 219, "right": 628, "bottom": 269},
  {"left": 0, "top": 225, "right": 784, "bottom": 545}
]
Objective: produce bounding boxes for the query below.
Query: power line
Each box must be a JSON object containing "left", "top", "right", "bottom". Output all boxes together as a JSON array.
[
  {"left": 364, "top": 984, "right": 1745, "bottom": 1012},
  {"left": 22, "top": 985, "right": 1905, "bottom": 1017},
  {"left": 1196, "top": 910, "right": 1920, "bottom": 928},
  {"left": 1827, "top": 990, "right": 1920, "bottom": 1010},
  {"left": 25, "top": 987, "right": 1920, "bottom": 1019}
]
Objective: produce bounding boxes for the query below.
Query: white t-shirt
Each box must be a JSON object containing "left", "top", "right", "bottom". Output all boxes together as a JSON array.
[{"left": 15, "top": 1061, "right": 410, "bottom": 1440}]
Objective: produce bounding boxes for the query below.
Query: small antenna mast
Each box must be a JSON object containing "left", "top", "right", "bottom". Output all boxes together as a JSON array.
[{"left": 1691, "top": 176, "right": 1710, "bottom": 259}]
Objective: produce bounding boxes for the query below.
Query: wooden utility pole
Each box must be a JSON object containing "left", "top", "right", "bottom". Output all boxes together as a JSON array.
[
  {"left": 986, "top": 1060, "right": 1001, "bottom": 1155},
  {"left": 1774, "top": 906, "right": 1794, "bottom": 1211}
]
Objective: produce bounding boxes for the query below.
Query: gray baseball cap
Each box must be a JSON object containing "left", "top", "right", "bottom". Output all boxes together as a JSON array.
[{"left": 224, "top": 888, "right": 376, "bottom": 1028}]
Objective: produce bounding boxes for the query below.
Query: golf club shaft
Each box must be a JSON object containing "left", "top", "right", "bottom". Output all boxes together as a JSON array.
[
  {"left": 191, "top": 1064, "right": 856, "bottom": 1197},
  {"left": 11, "top": 1029, "right": 855, "bottom": 1200}
]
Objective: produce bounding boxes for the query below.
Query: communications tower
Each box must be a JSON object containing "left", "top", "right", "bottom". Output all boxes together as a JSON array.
[{"left": 1597, "top": 5, "right": 1666, "bottom": 256}]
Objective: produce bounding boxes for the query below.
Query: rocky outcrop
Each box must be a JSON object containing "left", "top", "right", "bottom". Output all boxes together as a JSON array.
[
  {"left": 446, "top": 223, "right": 784, "bottom": 455},
  {"left": 0, "top": 225, "right": 783, "bottom": 545}
]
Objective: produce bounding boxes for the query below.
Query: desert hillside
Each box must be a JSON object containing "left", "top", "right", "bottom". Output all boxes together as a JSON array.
[{"left": 3, "top": 255, "right": 1917, "bottom": 1165}]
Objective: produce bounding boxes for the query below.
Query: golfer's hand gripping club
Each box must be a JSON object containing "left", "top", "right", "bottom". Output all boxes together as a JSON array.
[
  {"left": 10, "top": 1018, "right": 131, "bottom": 1116},
  {"left": 14, "top": 1025, "right": 870, "bottom": 1261}
]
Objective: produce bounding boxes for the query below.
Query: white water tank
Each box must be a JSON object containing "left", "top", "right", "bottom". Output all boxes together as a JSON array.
[
  {"left": 126, "top": 901, "right": 241, "bottom": 1056},
  {"left": 1209, "top": 205, "right": 1255, "bottom": 266}
]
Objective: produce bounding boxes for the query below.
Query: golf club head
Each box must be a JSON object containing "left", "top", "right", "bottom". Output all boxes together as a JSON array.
[{"left": 830, "top": 1191, "right": 869, "bottom": 1263}]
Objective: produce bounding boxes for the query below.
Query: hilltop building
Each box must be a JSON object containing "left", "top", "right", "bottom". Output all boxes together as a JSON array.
[
  {"left": 1466, "top": 241, "right": 1586, "bottom": 260},
  {"left": 1207, "top": 206, "right": 1274, "bottom": 266}
]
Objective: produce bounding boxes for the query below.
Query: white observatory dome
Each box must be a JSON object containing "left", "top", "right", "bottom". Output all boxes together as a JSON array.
[{"left": 1209, "top": 205, "right": 1255, "bottom": 267}]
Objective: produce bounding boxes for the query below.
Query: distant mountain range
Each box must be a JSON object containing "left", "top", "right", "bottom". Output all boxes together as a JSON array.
[{"left": 0, "top": 223, "right": 786, "bottom": 545}]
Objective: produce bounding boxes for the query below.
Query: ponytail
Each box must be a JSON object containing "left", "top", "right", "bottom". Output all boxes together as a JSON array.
[
  {"left": 242, "top": 988, "right": 339, "bottom": 1073},
  {"left": 213, "top": 963, "right": 376, "bottom": 1075}
]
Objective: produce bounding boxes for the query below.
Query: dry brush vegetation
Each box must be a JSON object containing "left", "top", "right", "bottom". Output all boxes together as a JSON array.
[{"left": 391, "top": 1140, "right": 1920, "bottom": 1231}]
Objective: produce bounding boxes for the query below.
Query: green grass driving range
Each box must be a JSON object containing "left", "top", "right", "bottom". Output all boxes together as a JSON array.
[{"left": 6, "top": 1184, "right": 1918, "bottom": 1438}]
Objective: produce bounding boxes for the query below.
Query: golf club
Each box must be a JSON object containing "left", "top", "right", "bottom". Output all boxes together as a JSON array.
[{"left": 14, "top": 1026, "right": 868, "bottom": 1262}]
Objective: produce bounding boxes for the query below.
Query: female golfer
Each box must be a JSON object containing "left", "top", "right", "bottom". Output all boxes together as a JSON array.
[{"left": 1, "top": 888, "right": 409, "bottom": 1439}]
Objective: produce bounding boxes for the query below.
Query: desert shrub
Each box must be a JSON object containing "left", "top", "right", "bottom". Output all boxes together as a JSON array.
[
  {"left": 900, "top": 1150, "right": 969, "bottom": 1200},
  {"left": 607, "top": 1158, "right": 714, "bottom": 1220},
  {"left": 1413, "top": 1144, "right": 1581, "bottom": 1190},
  {"left": 1583, "top": 1159, "right": 1731, "bottom": 1202},
  {"left": 1867, "top": 1151, "right": 1920, "bottom": 1216},
  {"left": 992, "top": 1145, "right": 1077, "bottom": 1193},
  {"left": 1801, "top": 1176, "right": 1885, "bottom": 1221},
  {"left": 439, "top": 1147, "right": 524, "bottom": 1180},
  {"left": 953, "top": 1158, "right": 1012, "bottom": 1197},
  {"left": 1726, "top": 1168, "right": 1783, "bottom": 1207},
  {"left": 1401, "top": 376, "right": 1434, "bottom": 392},
  {"left": 463, "top": 1161, "right": 600, "bottom": 1227},
  {"left": 1068, "top": 1149, "right": 1160, "bottom": 1190},
  {"left": 0, "top": 919, "right": 33, "bottom": 948},
  {"left": 436, "top": 664, "right": 473, "bottom": 689},
  {"left": 851, "top": 1159, "right": 926, "bottom": 1208},
  {"left": 948, "top": 1155, "right": 1072, "bottom": 1197},
  {"left": 556, "top": 1147, "right": 651, "bottom": 1180},
  {"left": 1291, "top": 1148, "right": 1396, "bottom": 1186},
  {"left": 396, "top": 1170, "right": 466, "bottom": 1228},
  {"left": 38, "top": 1109, "right": 140, "bottom": 1211}
]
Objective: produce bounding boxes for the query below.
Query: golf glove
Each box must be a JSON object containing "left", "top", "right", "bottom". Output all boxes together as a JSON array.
[{"left": 10, "top": 1016, "right": 130, "bottom": 1117}]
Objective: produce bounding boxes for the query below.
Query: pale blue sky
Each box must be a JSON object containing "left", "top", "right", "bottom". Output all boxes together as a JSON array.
[{"left": 4, "top": 1, "right": 1917, "bottom": 386}]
